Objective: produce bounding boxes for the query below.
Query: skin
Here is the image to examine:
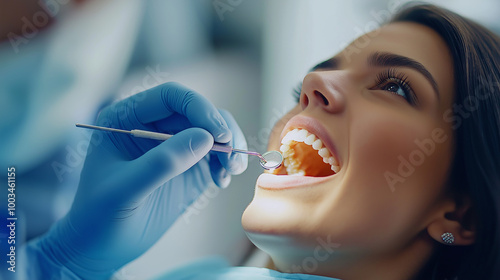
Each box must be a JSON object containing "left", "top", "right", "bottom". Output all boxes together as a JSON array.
[
  {"left": 0, "top": 0, "right": 88, "bottom": 42},
  {"left": 242, "top": 22, "right": 475, "bottom": 280}
]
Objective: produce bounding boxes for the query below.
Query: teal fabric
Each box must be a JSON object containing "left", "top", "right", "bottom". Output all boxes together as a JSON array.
[{"left": 154, "top": 257, "right": 340, "bottom": 280}]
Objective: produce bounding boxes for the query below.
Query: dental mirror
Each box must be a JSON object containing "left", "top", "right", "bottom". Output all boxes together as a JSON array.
[{"left": 259, "top": 150, "right": 283, "bottom": 170}]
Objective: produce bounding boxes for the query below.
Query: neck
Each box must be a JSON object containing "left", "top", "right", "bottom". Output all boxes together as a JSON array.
[{"left": 268, "top": 233, "right": 435, "bottom": 280}]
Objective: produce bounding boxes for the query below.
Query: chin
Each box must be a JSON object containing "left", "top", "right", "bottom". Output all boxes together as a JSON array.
[
  {"left": 241, "top": 178, "right": 335, "bottom": 238},
  {"left": 241, "top": 190, "right": 305, "bottom": 236},
  {"left": 241, "top": 114, "right": 349, "bottom": 254}
]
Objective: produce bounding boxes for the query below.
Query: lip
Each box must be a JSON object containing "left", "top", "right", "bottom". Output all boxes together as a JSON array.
[
  {"left": 280, "top": 115, "right": 341, "bottom": 168},
  {"left": 257, "top": 173, "right": 333, "bottom": 190}
]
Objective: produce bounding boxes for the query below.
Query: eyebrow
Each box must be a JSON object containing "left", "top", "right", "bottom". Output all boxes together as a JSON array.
[
  {"left": 368, "top": 52, "right": 440, "bottom": 100},
  {"left": 311, "top": 57, "right": 340, "bottom": 71}
]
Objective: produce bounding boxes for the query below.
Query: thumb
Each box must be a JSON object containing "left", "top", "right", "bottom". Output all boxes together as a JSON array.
[{"left": 118, "top": 127, "right": 214, "bottom": 200}]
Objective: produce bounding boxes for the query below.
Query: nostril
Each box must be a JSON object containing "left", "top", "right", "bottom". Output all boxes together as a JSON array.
[
  {"left": 300, "top": 92, "right": 309, "bottom": 109},
  {"left": 314, "top": 90, "right": 329, "bottom": 106}
]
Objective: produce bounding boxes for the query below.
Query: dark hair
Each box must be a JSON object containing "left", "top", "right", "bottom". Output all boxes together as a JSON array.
[{"left": 391, "top": 4, "right": 500, "bottom": 280}]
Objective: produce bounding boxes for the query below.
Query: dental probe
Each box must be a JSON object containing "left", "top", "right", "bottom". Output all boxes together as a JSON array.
[{"left": 75, "top": 123, "right": 283, "bottom": 170}]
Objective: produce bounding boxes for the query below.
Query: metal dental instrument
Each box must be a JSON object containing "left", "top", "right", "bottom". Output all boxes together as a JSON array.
[{"left": 75, "top": 123, "right": 283, "bottom": 170}]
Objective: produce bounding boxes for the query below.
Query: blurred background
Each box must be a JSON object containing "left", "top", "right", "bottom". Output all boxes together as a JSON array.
[{"left": 0, "top": 0, "right": 498, "bottom": 278}]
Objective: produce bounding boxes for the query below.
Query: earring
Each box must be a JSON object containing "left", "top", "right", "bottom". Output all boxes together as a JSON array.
[{"left": 441, "top": 232, "right": 455, "bottom": 244}]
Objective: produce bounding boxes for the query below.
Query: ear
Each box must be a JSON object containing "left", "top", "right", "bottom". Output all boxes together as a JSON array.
[{"left": 426, "top": 197, "right": 475, "bottom": 246}]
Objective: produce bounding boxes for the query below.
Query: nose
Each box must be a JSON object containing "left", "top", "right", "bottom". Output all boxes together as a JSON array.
[{"left": 300, "top": 71, "right": 346, "bottom": 113}]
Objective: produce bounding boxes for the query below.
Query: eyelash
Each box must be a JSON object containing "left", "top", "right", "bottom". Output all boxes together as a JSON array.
[
  {"left": 374, "top": 68, "right": 417, "bottom": 105},
  {"left": 291, "top": 69, "right": 418, "bottom": 105},
  {"left": 293, "top": 82, "right": 302, "bottom": 103}
]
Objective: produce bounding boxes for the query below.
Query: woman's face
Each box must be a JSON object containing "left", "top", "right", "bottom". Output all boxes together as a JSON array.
[{"left": 242, "top": 22, "right": 456, "bottom": 276}]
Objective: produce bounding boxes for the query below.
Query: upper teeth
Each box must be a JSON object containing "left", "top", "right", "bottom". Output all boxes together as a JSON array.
[{"left": 280, "top": 128, "right": 341, "bottom": 174}]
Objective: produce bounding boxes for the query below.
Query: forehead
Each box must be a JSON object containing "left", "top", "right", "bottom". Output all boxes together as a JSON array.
[{"left": 339, "top": 22, "right": 455, "bottom": 109}]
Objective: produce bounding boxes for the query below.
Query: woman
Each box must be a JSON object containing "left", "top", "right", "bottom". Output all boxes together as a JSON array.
[
  {"left": 241, "top": 4, "right": 500, "bottom": 279},
  {"left": 24, "top": 3, "right": 499, "bottom": 280}
]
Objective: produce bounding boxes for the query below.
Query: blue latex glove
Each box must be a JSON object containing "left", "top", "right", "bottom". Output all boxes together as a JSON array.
[{"left": 25, "top": 82, "right": 248, "bottom": 279}]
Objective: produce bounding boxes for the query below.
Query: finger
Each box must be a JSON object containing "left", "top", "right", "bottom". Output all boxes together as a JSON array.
[
  {"left": 118, "top": 128, "right": 214, "bottom": 200},
  {"left": 209, "top": 154, "right": 231, "bottom": 189},
  {"left": 153, "top": 113, "right": 192, "bottom": 134},
  {"left": 216, "top": 109, "right": 248, "bottom": 175},
  {"left": 133, "top": 82, "right": 232, "bottom": 143}
]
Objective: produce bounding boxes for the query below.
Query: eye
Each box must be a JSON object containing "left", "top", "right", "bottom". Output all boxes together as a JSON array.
[
  {"left": 374, "top": 69, "right": 418, "bottom": 106},
  {"left": 382, "top": 79, "right": 409, "bottom": 99}
]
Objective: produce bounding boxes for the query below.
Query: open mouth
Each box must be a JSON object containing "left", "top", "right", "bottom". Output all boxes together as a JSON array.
[{"left": 270, "top": 128, "right": 341, "bottom": 177}]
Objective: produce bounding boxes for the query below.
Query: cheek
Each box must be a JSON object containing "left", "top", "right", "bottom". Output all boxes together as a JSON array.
[
  {"left": 347, "top": 108, "right": 451, "bottom": 195},
  {"left": 348, "top": 114, "right": 427, "bottom": 222},
  {"left": 352, "top": 114, "right": 422, "bottom": 188},
  {"left": 317, "top": 110, "right": 453, "bottom": 249}
]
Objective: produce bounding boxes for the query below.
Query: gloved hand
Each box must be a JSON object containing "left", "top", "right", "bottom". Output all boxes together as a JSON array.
[{"left": 26, "top": 82, "right": 248, "bottom": 279}]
